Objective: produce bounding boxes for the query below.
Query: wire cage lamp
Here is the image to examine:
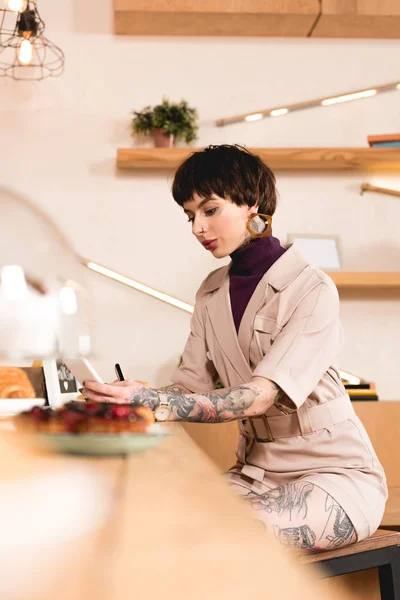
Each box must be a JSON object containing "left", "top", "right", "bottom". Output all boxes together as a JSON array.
[{"left": 0, "top": 0, "right": 64, "bottom": 80}]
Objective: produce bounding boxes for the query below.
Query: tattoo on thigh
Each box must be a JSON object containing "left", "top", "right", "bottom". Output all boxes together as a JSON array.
[
  {"left": 319, "top": 496, "right": 356, "bottom": 549},
  {"left": 245, "top": 482, "right": 315, "bottom": 520},
  {"left": 273, "top": 524, "right": 316, "bottom": 549}
]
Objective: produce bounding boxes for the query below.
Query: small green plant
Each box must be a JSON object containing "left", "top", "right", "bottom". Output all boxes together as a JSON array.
[{"left": 131, "top": 97, "right": 199, "bottom": 144}]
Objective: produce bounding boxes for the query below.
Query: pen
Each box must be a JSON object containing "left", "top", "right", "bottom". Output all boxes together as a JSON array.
[{"left": 115, "top": 363, "right": 125, "bottom": 381}]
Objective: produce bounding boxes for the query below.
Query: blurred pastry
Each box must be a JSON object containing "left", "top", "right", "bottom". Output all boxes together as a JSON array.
[{"left": 0, "top": 366, "right": 35, "bottom": 399}]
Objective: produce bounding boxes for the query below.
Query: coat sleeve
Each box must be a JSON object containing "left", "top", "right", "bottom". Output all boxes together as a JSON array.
[
  {"left": 170, "top": 286, "right": 218, "bottom": 394},
  {"left": 253, "top": 277, "right": 344, "bottom": 409}
]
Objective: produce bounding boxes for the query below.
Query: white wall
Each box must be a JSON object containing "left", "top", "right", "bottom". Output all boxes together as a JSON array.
[{"left": 1, "top": 0, "right": 400, "bottom": 398}]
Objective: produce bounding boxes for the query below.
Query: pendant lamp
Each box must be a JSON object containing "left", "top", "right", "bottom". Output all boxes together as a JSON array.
[{"left": 0, "top": 0, "right": 64, "bottom": 80}]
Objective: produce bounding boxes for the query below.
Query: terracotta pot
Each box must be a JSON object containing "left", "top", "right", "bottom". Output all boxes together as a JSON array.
[{"left": 152, "top": 128, "right": 175, "bottom": 148}]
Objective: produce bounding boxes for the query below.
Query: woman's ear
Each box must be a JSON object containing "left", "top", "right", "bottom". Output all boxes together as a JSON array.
[{"left": 248, "top": 205, "right": 259, "bottom": 216}]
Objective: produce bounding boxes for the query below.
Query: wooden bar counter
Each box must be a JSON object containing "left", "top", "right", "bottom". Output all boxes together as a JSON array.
[{"left": 0, "top": 425, "right": 347, "bottom": 600}]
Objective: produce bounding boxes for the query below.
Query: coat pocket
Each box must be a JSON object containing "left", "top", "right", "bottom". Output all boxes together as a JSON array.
[{"left": 254, "top": 315, "right": 276, "bottom": 355}]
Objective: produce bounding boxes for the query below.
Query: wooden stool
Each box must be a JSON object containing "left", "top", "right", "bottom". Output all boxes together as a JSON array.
[{"left": 300, "top": 529, "right": 400, "bottom": 599}]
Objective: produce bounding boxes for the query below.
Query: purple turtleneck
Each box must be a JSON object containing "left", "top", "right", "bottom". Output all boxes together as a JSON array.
[{"left": 229, "top": 235, "right": 286, "bottom": 333}]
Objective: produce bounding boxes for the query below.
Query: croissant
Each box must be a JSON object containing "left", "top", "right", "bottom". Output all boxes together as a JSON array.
[{"left": 0, "top": 367, "right": 35, "bottom": 399}]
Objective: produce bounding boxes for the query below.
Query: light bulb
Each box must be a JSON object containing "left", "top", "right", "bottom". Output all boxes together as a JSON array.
[
  {"left": 321, "top": 89, "right": 377, "bottom": 106},
  {"left": 4, "top": 0, "right": 28, "bottom": 13},
  {"left": 270, "top": 108, "right": 289, "bottom": 117},
  {"left": 17, "top": 38, "right": 33, "bottom": 65},
  {"left": 244, "top": 113, "right": 263, "bottom": 122}
]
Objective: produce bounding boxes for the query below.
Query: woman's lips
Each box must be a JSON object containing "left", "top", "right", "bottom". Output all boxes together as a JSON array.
[{"left": 202, "top": 239, "right": 218, "bottom": 250}]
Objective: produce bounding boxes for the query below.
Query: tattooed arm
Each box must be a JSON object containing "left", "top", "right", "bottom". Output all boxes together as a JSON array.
[
  {"left": 158, "top": 378, "right": 278, "bottom": 423},
  {"left": 129, "top": 384, "right": 191, "bottom": 412},
  {"left": 82, "top": 378, "right": 283, "bottom": 423},
  {"left": 154, "top": 377, "right": 281, "bottom": 423}
]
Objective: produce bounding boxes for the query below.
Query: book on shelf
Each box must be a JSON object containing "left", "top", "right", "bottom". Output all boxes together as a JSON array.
[
  {"left": 367, "top": 133, "right": 400, "bottom": 147},
  {"left": 344, "top": 383, "right": 375, "bottom": 390},
  {"left": 349, "top": 394, "right": 379, "bottom": 401},
  {"left": 369, "top": 141, "right": 400, "bottom": 148},
  {"left": 343, "top": 381, "right": 379, "bottom": 401},
  {"left": 346, "top": 389, "right": 377, "bottom": 396}
]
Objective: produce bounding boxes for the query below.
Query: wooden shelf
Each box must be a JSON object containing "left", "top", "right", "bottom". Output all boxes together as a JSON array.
[
  {"left": 314, "top": 0, "right": 400, "bottom": 39},
  {"left": 114, "top": 0, "right": 400, "bottom": 38},
  {"left": 117, "top": 147, "right": 400, "bottom": 171},
  {"left": 114, "top": 0, "right": 319, "bottom": 37},
  {"left": 327, "top": 272, "right": 400, "bottom": 290}
]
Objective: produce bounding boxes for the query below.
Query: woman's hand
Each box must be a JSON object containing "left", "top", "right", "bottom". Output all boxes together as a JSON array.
[{"left": 82, "top": 379, "right": 160, "bottom": 410}]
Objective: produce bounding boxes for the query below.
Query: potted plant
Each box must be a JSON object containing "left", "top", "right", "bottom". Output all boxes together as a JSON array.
[{"left": 131, "top": 97, "right": 199, "bottom": 147}]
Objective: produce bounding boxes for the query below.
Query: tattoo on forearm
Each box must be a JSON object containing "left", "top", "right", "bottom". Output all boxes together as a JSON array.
[
  {"left": 158, "top": 384, "right": 190, "bottom": 395},
  {"left": 128, "top": 384, "right": 189, "bottom": 410},
  {"left": 271, "top": 383, "right": 296, "bottom": 413},
  {"left": 272, "top": 383, "right": 283, "bottom": 404},
  {"left": 157, "top": 384, "right": 263, "bottom": 423},
  {"left": 129, "top": 388, "right": 159, "bottom": 411},
  {"left": 129, "top": 381, "right": 273, "bottom": 424}
]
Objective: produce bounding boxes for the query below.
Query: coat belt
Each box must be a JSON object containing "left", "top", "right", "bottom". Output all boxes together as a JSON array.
[{"left": 239, "top": 394, "right": 355, "bottom": 443}]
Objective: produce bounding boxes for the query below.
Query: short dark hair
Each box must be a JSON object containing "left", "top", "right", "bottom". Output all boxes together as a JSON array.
[{"left": 172, "top": 144, "right": 278, "bottom": 215}]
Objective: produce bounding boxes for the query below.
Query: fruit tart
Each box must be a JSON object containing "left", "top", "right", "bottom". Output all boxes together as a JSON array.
[{"left": 14, "top": 401, "right": 155, "bottom": 434}]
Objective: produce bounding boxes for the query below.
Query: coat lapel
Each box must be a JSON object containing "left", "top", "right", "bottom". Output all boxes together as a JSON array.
[{"left": 205, "top": 269, "right": 253, "bottom": 384}]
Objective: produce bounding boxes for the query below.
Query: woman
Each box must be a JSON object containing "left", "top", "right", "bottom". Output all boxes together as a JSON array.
[{"left": 83, "top": 144, "right": 387, "bottom": 550}]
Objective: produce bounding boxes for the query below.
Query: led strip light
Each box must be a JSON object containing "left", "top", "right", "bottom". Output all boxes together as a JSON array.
[
  {"left": 361, "top": 183, "right": 400, "bottom": 198},
  {"left": 82, "top": 258, "right": 194, "bottom": 314},
  {"left": 216, "top": 81, "right": 400, "bottom": 127},
  {"left": 82, "top": 257, "right": 359, "bottom": 384}
]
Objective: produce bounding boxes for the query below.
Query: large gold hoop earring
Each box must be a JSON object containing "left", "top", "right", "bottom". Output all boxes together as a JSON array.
[{"left": 246, "top": 214, "right": 272, "bottom": 238}]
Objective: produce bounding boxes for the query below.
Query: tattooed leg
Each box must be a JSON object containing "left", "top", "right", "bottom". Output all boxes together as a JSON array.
[
  {"left": 318, "top": 495, "right": 357, "bottom": 549},
  {"left": 245, "top": 482, "right": 314, "bottom": 520},
  {"left": 273, "top": 525, "right": 316, "bottom": 549},
  {"left": 226, "top": 474, "right": 357, "bottom": 550}
]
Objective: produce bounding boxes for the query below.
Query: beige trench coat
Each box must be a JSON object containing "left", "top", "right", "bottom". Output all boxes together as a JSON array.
[{"left": 171, "top": 245, "right": 388, "bottom": 540}]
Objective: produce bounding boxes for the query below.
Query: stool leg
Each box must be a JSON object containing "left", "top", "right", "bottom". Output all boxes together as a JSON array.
[{"left": 378, "top": 552, "right": 400, "bottom": 600}]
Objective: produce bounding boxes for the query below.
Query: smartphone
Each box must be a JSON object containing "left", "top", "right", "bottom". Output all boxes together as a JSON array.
[{"left": 63, "top": 358, "right": 103, "bottom": 386}]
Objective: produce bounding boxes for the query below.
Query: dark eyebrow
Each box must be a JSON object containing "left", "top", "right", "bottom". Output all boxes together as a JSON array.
[{"left": 183, "top": 197, "right": 214, "bottom": 214}]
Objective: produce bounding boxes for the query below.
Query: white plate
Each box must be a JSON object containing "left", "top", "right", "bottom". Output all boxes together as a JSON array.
[{"left": 0, "top": 398, "right": 46, "bottom": 417}]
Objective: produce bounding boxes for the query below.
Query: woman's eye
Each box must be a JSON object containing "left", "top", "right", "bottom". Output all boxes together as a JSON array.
[
  {"left": 186, "top": 208, "right": 216, "bottom": 223},
  {"left": 205, "top": 208, "right": 217, "bottom": 217}
]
